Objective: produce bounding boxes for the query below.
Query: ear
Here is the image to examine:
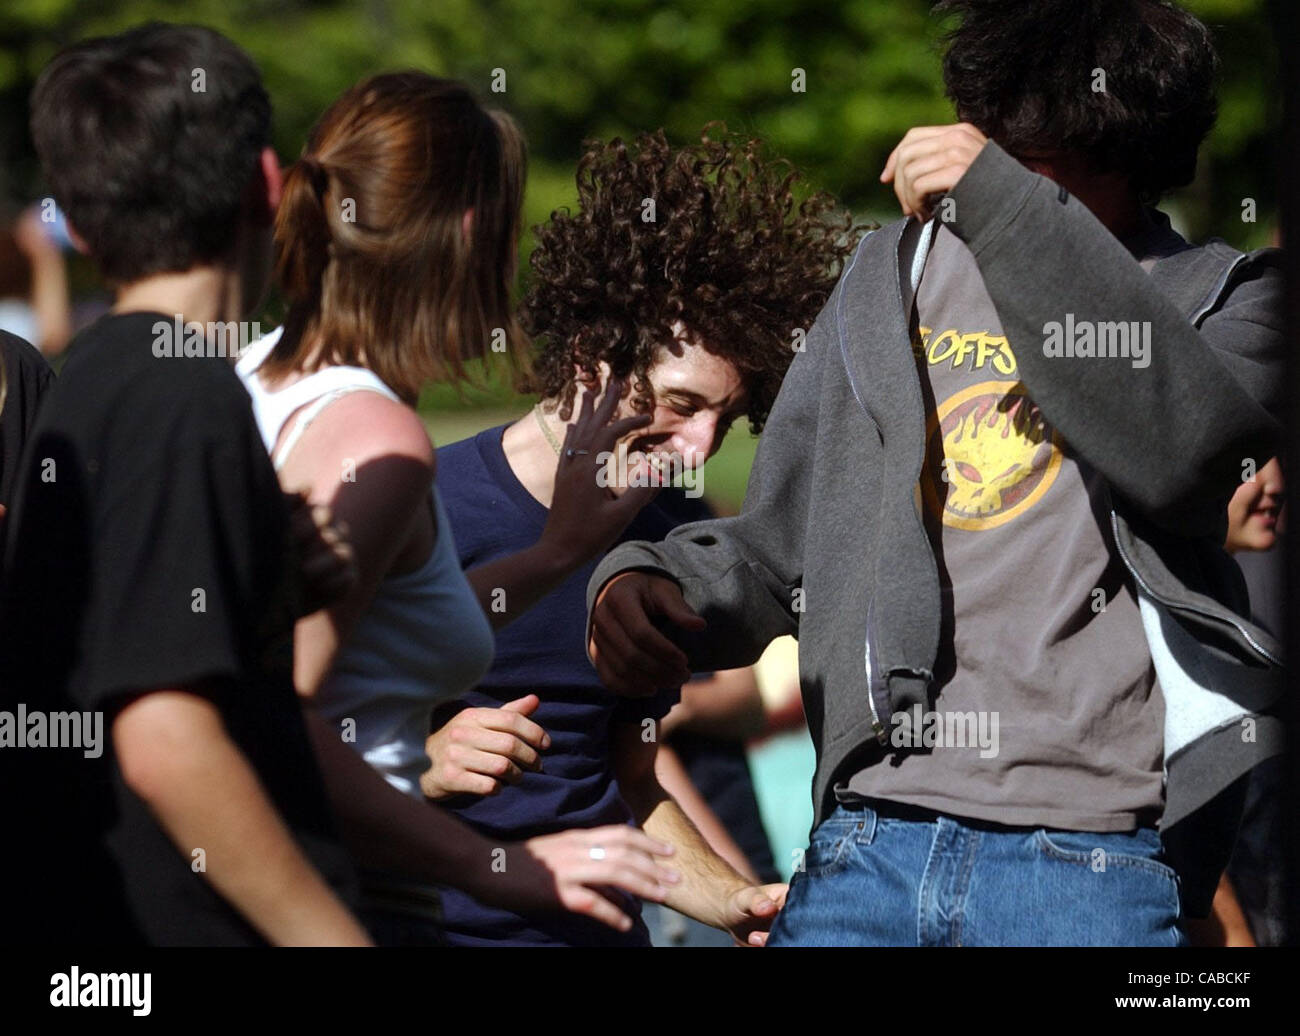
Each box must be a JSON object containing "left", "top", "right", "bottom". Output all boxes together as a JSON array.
[
  {"left": 63, "top": 218, "right": 90, "bottom": 256},
  {"left": 247, "top": 146, "right": 283, "bottom": 227},
  {"left": 461, "top": 207, "right": 475, "bottom": 245}
]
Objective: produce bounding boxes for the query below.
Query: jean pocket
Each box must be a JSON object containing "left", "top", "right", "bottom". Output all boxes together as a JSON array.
[
  {"left": 798, "top": 808, "right": 874, "bottom": 877},
  {"left": 1034, "top": 828, "right": 1179, "bottom": 885}
]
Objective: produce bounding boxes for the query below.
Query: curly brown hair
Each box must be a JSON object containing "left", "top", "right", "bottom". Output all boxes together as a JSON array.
[{"left": 520, "top": 127, "right": 866, "bottom": 433}]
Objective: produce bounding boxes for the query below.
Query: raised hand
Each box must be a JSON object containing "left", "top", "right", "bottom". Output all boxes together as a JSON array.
[
  {"left": 538, "top": 376, "right": 662, "bottom": 569},
  {"left": 881, "top": 122, "right": 988, "bottom": 222}
]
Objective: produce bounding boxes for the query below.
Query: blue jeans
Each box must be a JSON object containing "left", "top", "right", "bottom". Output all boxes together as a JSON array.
[{"left": 767, "top": 801, "right": 1187, "bottom": 946}]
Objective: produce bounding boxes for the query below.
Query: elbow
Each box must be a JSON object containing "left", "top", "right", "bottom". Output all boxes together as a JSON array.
[{"left": 113, "top": 693, "right": 218, "bottom": 806}]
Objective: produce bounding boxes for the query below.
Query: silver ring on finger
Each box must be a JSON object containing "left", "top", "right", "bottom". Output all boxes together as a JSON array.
[{"left": 588, "top": 845, "right": 606, "bottom": 861}]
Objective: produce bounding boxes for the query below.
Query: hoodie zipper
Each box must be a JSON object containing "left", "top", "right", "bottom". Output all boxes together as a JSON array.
[
  {"left": 864, "top": 598, "right": 889, "bottom": 743},
  {"left": 1109, "top": 509, "right": 1282, "bottom": 667},
  {"left": 861, "top": 220, "right": 942, "bottom": 746}
]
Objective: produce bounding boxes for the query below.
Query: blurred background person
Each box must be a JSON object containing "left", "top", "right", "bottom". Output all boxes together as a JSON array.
[{"left": 0, "top": 203, "right": 72, "bottom": 357}]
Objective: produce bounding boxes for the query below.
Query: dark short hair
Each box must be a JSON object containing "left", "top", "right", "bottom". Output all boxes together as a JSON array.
[
  {"left": 937, "top": 0, "right": 1218, "bottom": 199},
  {"left": 29, "top": 22, "right": 270, "bottom": 284},
  {"left": 521, "top": 127, "right": 862, "bottom": 433}
]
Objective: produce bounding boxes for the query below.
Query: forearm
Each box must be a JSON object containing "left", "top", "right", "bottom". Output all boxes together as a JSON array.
[
  {"left": 665, "top": 669, "right": 766, "bottom": 741},
  {"left": 302, "top": 709, "right": 504, "bottom": 900},
  {"left": 622, "top": 770, "right": 750, "bottom": 930},
  {"left": 116, "top": 695, "right": 370, "bottom": 946},
  {"left": 653, "top": 744, "right": 759, "bottom": 882},
  {"left": 466, "top": 541, "right": 575, "bottom": 631},
  {"left": 28, "top": 250, "right": 72, "bottom": 357}
]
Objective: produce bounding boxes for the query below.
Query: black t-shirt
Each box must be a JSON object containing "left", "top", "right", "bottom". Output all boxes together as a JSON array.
[
  {"left": 0, "top": 311, "right": 357, "bottom": 945},
  {"left": 0, "top": 330, "right": 54, "bottom": 510}
]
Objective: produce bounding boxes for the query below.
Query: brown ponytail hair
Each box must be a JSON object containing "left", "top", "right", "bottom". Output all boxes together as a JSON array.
[{"left": 262, "top": 72, "right": 528, "bottom": 404}]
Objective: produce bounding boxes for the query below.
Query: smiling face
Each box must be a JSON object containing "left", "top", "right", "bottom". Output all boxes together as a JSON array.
[
  {"left": 582, "top": 323, "right": 748, "bottom": 488},
  {"left": 1226, "top": 456, "right": 1286, "bottom": 554}
]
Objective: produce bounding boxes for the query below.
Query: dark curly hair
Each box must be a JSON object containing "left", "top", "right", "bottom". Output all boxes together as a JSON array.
[
  {"left": 937, "top": 0, "right": 1219, "bottom": 200},
  {"left": 519, "top": 127, "right": 864, "bottom": 433}
]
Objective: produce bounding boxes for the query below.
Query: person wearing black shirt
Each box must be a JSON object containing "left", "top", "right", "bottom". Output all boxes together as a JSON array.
[
  {"left": 0, "top": 24, "right": 367, "bottom": 946},
  {"left": 0, "top": 330, "right": 53, "bottom": 519}
]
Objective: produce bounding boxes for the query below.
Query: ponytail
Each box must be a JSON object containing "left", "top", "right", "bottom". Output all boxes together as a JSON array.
[{"left": 273, "top": 155, "right": 331, "bottom": 307}]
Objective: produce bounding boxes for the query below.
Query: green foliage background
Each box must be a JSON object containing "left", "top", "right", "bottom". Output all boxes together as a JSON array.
[
  {"left": 1, "top": 0, "right": 1281, "bottom": 236},
  {"left": 0, "top": 0, "right": 1284, "bottom": 477}
]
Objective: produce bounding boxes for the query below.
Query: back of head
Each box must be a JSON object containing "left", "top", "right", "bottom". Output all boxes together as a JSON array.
[
  {"left": 29, "top": 22, "right": 270, "bottom": 285},
  {"left": 937, "top": 0, "right": 1218, "bottom": 200},
  {"left": 266, "top": 72, "right": 529, "bottom": 405}
]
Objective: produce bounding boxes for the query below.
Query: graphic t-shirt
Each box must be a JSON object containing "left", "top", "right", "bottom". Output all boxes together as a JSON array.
[
  {"left": 845, "top": 224, "right": 1164, "bottom": 832},
  {"left": 0, "top": 312, "right": 358, "bottom": 944},
  {"left": 434, "top": 424, "right": 697, "bottom": 946}
]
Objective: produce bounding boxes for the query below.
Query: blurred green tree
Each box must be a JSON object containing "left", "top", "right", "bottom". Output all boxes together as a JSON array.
[{"left": 0, "top": 0, "right": 1281, "bottom": 347}]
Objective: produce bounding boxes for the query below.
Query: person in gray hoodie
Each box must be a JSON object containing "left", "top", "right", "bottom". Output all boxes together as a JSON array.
[{"left": 585, "top": 0, "right": 1284, "bottom": 945}]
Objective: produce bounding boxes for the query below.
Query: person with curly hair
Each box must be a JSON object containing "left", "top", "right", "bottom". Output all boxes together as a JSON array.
[
  {"left": 429, "top": 126, "right": 859, "bottom": 945},
  {"left": 588, "top": 0, "right": 1284, "bottom": 946}
]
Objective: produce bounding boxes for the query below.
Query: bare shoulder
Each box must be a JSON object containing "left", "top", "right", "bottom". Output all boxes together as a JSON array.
[
  {"left": 280, "top": 389, "right": 436, "bottom": 504},
  {"left": 309, "top": 391, "right": 435, "bottom": 468}
]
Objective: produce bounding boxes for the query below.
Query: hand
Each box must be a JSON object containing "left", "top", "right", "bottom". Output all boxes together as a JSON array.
[
  {"left": 880, "top": 122, "right": 988, "bottom": 221},
  {"left": 589, "top": 571, "right": 707, "bottom": 696},
  {"left": 721, "top": 882, "right": 788, "bottom": 947},
  {"left": 539, "top": 376, "right": 661, "bottom": 569},
  {"left": 12, "top": 207, "right": 59, "bottom": 260},
  {"left": 496, "top": 825, "right": 681, "bottom": 934},
  {"left": 285, "top": 491, "right": 357, "bottom": 617},
  {"left": 421, "top": 694, "right": 551, "bottom": 800}
]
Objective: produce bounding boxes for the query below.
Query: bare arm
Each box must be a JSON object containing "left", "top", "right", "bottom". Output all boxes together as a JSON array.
[
  {"left": 660, "top": 668, "right": 766, "bottom": 742},
  {"left": 114, "top": 689, "right": 372, "bottom": 946},
  {"left": 653, "top": 742, "right": 759, "bottom": 883},
  {"left": 465, "top": 380, "right": 658, "bottom": 631},
  {"left": 613, "top": 721, "right": 784, "bottom": 943},
  {"left": 14, "top": 209, "right": 72, "bottom": 358}
]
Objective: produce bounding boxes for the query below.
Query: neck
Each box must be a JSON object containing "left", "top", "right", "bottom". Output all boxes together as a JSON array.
[
  {"left": 500, "top": 399, "right": 567, "bottom": 509},
  {"left": 113, "top": 265, "right": 244, "bottom": 329},
  {"left": 1082, "top": 189, "right": 1150, "bottom": 242}
]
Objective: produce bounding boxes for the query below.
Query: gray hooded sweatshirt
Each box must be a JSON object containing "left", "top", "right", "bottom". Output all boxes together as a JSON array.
[{"left": 586, "top": 140, "right": 1285, "bottom": 917}]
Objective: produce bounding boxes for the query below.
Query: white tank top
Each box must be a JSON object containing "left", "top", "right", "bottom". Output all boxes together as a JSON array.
[{"left": 236, "top": 328, "right": 495, "bottom": 797}]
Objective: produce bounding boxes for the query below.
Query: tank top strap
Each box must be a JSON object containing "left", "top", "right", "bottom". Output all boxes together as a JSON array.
[
  {"left": 237, "top": 327, "right": 402, "bottom": 471},
  {"left": 271, "top": 382, "right": 397, "bottom": 472}
]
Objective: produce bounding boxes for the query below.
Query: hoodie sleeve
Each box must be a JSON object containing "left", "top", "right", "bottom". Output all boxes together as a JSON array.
[{"left": 945, "top": 140, "right": 1284, "bottom": 538}]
